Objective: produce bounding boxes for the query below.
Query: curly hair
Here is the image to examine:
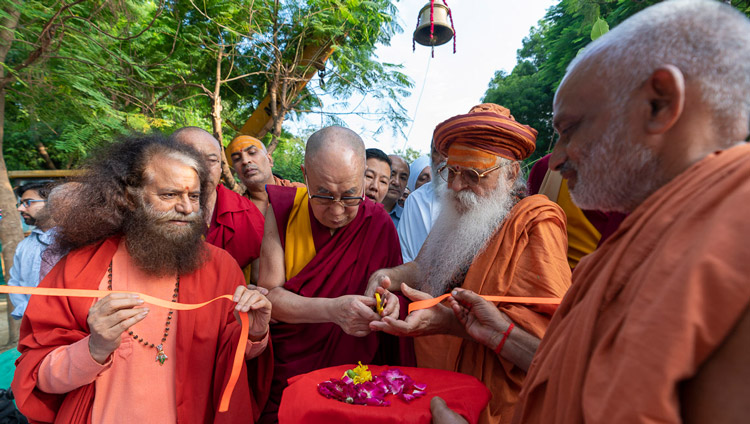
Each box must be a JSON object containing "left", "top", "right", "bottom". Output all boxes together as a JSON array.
[{"left": 52, "top": 133, "right": 211, "bottom": 254}]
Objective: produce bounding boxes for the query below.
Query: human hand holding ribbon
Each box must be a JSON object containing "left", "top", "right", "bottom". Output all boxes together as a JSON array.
[{"left": 0, "top": 285, "right": 247, "bottom": 412}]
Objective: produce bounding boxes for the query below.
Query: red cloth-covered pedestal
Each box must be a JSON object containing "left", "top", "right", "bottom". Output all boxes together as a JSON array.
[{"left": 278, "top": 365, "right": 491, "bottom": 424}]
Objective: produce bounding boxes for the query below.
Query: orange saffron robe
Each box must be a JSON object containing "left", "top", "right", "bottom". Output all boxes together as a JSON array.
[
  {"left": 13, "top": 236, "right": 273, "bottom": 424},
  {"left": 513, "top": 143, "right": 750, "bottom": 423},
  {"left": 415, "top": 195, "right": 572, "bottom": 424}
]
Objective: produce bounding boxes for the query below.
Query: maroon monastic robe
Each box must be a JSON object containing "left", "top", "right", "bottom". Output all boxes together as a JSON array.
[
  {"left": 207, "top": 184, "right": 264, "bottom": 268},
  {"left": 260, "top": 186, "right": 413, "bottom": 423}
]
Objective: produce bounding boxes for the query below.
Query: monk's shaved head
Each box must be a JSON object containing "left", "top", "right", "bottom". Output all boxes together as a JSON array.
[
  {"left": 169, "top": 127, "right": 221, "bottom": 148},
  {"left": 169, "top": 126, "right": 223, "bottom": 188},
  {"left": 302, "top": 126, "right": 367, "bottom": 229},
  {"left": 304, "top": 126, "right": 365, "bottom": 170}
]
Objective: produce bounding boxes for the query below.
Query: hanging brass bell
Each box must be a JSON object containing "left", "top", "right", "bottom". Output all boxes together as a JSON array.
[{"left": 413, "top": 0, "right": 454, "bottom": 47}]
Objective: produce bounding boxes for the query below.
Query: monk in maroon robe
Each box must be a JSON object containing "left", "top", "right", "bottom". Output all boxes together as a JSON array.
[
  {"left": 171, "top": 127, "right": 264, "bottom": 276},
  {"left": 207, "top": 183, "right": 264, "bottom": 269},
  {"left": 257, "top": 126, "right": 413, "bottom": 423}
]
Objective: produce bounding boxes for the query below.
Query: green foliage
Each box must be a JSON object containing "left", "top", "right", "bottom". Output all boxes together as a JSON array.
[
  {"left": 483, "top": 0, "right": 660, "bottom": 166},
  {"left": 2, "top": 0, "right": 410, "bottom": 170},
  {"left": 590, "top": 18, "right": 609, "bottom": 40},
  {"left": 392, "top": 147, "right": 423, "bottom": 163},
  {"left": 269, "top": 131, "right": 305, "bottom": 182}
]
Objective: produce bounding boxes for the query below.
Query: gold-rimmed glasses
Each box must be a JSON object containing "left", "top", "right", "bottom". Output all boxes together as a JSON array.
[
  {"left": 304, "top": 176, "right": 364, "bottom": 207},
  {"left": 438, "top": 164, "right": 503, "bottom": 186}
]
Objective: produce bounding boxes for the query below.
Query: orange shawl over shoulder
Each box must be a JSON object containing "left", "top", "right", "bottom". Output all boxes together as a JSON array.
[
  {"left": 514, "top": 143, "right": 750, "bottom": 423},
  {"left": 415, "top": 195, "right": 572, "bottom": 424}
]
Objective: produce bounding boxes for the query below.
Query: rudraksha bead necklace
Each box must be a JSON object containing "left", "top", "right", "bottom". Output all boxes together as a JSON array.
[{"left": 107, "top": 261, "right": 179, "bottom": 365}]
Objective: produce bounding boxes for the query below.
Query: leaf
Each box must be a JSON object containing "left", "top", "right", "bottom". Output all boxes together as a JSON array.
[{"left": 590, "top": 18, "right": 609, "bottom": 41}]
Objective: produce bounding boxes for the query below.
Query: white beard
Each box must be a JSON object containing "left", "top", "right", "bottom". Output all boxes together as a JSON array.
[
  {"left": 416, "top": 177, "right": 515, "bottom": 296},
  {"left": 568, "top": 115, "right": 664, "bottom": 213}
]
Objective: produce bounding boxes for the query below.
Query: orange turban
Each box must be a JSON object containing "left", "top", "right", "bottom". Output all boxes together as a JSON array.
[
  {"left": 225, "top": 135, "right": 266, "bottom": 164},
  {"left": 433, "top": 103, "right": 537, "bottom": 162}
]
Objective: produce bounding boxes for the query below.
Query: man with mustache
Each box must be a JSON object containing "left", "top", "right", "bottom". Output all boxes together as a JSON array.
[
  {"left": 13, "top": 135, "right": 273, "bottom": 423},
  {"left": 8, "top": 182, "right": 55, "bottom": 342},
  {"left": 367, "top": 104, "right": 572, "bottom": 424},
  {"left": 383, "top": 155, "right": 409, "bottom": 227},
  {"left": 256, "top": 126, "right": 411, "bottom": 422},
  {"left": 225, "top": 135, "right": 304, "bottom": 217},
  {"left": 513, "top": 1, "right": 750, "bottom": 422},
  {"left": 170, "top": 127, "right": 264, "bottom": 282}
]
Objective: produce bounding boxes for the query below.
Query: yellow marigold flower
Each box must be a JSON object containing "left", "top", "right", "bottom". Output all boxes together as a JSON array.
[{"left": 343, "top": 361, "right": 373, "bottom": 384}]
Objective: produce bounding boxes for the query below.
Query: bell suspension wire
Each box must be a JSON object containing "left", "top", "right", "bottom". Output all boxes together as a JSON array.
[
  {"left": 442, "top": 0, "right": 457, "bottom": 53},
  {"left": 402, "top": 55, "right": 433, "bottom": 151},
  {"left": 430, "top": 0, "right": 435, "bottom": 40}
]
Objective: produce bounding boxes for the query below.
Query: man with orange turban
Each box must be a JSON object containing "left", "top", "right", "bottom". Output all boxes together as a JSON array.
[
  {"left": 366, "top": 103, "right": 572, "bottom": 424},
  {"left": 225, "top": 135, "right": 304, "bottom": 217}
]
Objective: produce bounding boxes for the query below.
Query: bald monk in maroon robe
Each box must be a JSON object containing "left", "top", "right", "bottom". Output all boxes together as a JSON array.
[{"left": 257, "top": 126, "right": 413, "bottom": 423}]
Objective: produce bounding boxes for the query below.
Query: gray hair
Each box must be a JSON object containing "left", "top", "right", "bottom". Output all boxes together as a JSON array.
[{"left": 566, "top": 0, "right": 750, "bottom": 141}]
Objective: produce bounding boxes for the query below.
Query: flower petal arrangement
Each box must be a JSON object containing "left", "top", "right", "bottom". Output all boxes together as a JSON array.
[{"left": 318, "top": 363, "right": 427, "bottom": 406}]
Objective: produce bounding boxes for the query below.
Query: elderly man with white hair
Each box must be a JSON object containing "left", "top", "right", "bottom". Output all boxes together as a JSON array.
[
  {"left": 368, "top": 103, "right": 572, "bottom": 424},
  {"left": 510, "top": 1, "right": 750, "bottom": 423}
]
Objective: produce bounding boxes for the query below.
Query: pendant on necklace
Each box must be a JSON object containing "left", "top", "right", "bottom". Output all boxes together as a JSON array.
[{"left": 156, "top": 344, "right": 168, "bottom": 365}]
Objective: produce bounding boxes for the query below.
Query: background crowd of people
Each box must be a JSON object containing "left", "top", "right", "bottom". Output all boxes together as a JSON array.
[{"left": 1, "top": 1, "right": 749, "bottom": 423}]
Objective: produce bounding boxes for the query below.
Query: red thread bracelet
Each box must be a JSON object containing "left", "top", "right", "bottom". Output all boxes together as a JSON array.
[{"left": 494, "top": 323, "right": 514, "bottom": 355}]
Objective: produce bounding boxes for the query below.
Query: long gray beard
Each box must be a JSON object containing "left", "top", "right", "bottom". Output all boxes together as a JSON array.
[
  {"left": 416, "top": 179, "right": 515, "bottom": 296},
  {"left": 123, "top": 201, "right": 207, "bottom": 277}
]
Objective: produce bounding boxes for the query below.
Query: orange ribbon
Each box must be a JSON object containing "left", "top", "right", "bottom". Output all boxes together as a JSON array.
[
  {"left": 0, "top": 285, "right": 247, "bottom": 412},
  {"left": 408, "top": 293, "right": 562, "bottom": 314}
]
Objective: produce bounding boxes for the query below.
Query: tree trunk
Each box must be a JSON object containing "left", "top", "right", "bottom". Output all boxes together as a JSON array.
[
  {"left": 209, "top": 46, "right": 241, "bottom": 193},
  {"left": 37, "top": 141, "right": 57, "bottom": 169},
  {"left": 0, "top": 2, "right": 24, "bottom": 345},
  {"left": 267, "top": 76, "right": 288, "bottom": 155}
]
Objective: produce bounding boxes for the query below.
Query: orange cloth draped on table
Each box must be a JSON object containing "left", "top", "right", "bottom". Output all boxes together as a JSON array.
[
  {"left": 12, "top": 236, "right": 273, "bottom": 424},
  {"left": 415, "top": 195, "right": 572, "bottom": 424},
  {"left": 513, "top": 143, "right": 750, "bottom": 423}
]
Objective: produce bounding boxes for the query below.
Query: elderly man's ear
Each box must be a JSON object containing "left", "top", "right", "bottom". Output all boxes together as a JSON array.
[
  {"left": 124, "top": 187, "right": 139, "bottom": 211},
  {"left": 507, "top": 161, "right": 521, "bottom": 181},
  {"left": 642, "top": 65, "right": 686, "bottom": 135}
]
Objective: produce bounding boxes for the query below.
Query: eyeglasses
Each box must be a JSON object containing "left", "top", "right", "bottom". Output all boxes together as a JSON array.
[
  {"left": 438, "top": 164, "right": 503, "bottom": 186},
  {"left": 17, "top": 199, "right": 46, "bottom": 208},
  {"left": 307, "top": 193, "right": 364, "bottom": 207},
  {"left": 304, "top": 174, "right": 364, "bottom": 207}
]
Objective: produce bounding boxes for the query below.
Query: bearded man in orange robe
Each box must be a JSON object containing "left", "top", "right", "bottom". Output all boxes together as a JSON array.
[
  {"left": 13, "top": 135, "right": 273, "bottom": 423},
  {"left": 367, "top": 103, "right": 572, "bottom": 424},
  {"left": 511, "top": 1, "right": 750, "bottom": 423}
]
